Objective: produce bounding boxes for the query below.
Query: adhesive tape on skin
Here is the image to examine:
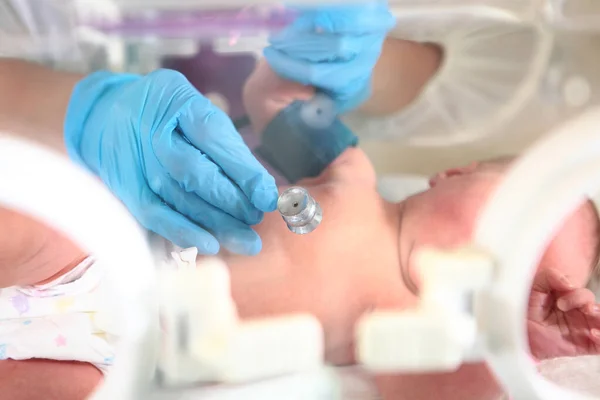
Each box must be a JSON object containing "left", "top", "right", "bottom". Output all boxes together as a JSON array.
[
  {"left": 170, "top": 247, "right": 198, "bottom": 269},
  {"left": 212, "top": 315, "right": 325, "bottom": 383}
]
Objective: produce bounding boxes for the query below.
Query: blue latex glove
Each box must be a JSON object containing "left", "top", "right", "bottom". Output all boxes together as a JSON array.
[
  {"left": 64, "top": 69, "right": 278, "bottom": 255},
  {"left": 264, "top": 1, "right": 396, "bottom": 113}
]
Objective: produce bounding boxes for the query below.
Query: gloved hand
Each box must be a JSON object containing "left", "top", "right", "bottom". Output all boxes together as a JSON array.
[
  {"left": 264, "top": 1, "right": 396, "bottom": 114},
  {"left": 64, "top": 69, "right": 278, "bottom": 256}
]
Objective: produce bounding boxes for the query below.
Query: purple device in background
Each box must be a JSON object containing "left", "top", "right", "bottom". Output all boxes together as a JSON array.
[{"left": 163, "top": 45, "right": 254, "bottom": 122}]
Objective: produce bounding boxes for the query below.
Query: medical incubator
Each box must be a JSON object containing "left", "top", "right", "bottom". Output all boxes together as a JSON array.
[{"left": 2, "top": 0, "right": 600, "bottom": 399}]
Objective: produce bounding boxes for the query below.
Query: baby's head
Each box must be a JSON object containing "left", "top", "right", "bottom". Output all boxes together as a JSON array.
[{"left": 400, "top": 157, "right": 600, "bottom": 290}]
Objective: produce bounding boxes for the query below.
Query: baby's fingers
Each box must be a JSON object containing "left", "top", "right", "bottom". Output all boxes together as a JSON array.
[
  {"left": 546, "top": 268, "right": 576, "bottom": 292},
  {"left": 556, "top": 289, "right": 596, "bottom": 312},
  {"left": 582, "top": 304, "right": 600, "bottom": 344}
]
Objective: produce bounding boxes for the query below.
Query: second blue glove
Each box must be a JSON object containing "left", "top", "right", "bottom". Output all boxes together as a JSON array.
[{"left": 264, "top": 1, "right": 396, "bottom": 113}]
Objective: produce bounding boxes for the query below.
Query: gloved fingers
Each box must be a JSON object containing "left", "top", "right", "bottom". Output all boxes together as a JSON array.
[
  {"left": 264, "top": 46, "right": 378, "bottom": 87},
  {"left": 156, "top": 177, "right": 263, "bottom": 256},
  {"left": 263, "top": 46, "right": 372, "bottom": 107},
  {"left": 153, "top": 130, "right": 264, "bottom": 225},
  {"left": 177, "top": 103, "right": 278, "bottom": 213},
  {"left": 285, "top": 2, "right": 396, "bottom": 34},
  {"left": 135, "top": 187, "right": 220, "bottom": 254},
  {"left": 269, "top": 30, "right": 382, "bottom": 62}
]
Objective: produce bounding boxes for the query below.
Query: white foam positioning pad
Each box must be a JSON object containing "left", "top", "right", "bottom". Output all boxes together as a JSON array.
[{"left": 214, "top": 315, "right": 324, "bottom": 383}]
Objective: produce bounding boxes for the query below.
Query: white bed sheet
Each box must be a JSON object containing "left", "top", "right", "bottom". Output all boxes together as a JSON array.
[{"left": 538, "top": 356, "right": 600, "bottom": 397}]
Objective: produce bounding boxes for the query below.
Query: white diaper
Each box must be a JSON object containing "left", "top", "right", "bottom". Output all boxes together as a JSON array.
[{"left": 0, "top": 257, "right": 117, "bottom": 373}]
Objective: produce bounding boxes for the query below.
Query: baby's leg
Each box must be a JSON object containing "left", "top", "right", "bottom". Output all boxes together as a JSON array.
[
  {"left": 374, "top": 363, "right": 503, "bottom": 400},
  {"left": 0, "top": 207, "right": 86, "bottom": 288},
  {"left": 0, "top": 359, "right": 102, "bottom": 400}
]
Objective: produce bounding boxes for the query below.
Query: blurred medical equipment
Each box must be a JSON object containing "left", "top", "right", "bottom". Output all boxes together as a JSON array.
[
  {"left": 3, "top": 0, "right": 600, "bottom": 399},
  {"left": 157, "top": 258, "right": 323, "bottom": 387},
  {"left": 277, "top": 186, "right": 323, "bottom": 234}
]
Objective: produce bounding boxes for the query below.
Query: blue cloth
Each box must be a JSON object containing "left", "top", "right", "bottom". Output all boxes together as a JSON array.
[
  {"left": 264, "top": 1, "right": 396, "bottom": 113},
  {"left": 256, "top": 101, "right": 358, "bottom": 183},
  {"left": 64, "top": 69, "right": 278, "bottom": 255}
]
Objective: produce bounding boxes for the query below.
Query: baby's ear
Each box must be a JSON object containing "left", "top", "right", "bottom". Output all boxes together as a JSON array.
[{"left": 429, "top": 162, "right": 479, "bottom": 187}]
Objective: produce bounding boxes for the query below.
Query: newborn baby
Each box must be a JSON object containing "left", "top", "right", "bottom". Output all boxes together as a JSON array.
[
  {"left": 219, "top": 150, "right": 600, "bottom": 400},
  {"left": 2, "top": 150, "right": 599, "bottom": 400},
  {"left": 233, "top": 56, "right": 600, "bottom": 399}
]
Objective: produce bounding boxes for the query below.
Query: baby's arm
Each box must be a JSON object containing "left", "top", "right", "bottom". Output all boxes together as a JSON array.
[{"left": 0, "top": 359, "right": 102, "bottom": 400}]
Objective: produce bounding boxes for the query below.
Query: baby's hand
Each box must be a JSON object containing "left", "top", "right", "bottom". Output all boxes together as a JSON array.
[
  {"left": 528, "top": 268, "right": 600, "bottom": 360},
  {"left": 242, "top": 60, "right": 315, "bottom": 134}
]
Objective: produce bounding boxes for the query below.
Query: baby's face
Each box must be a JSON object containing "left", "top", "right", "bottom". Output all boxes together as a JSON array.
[{"left": 400, "top": 158, "right": 599, "bottom": 289}]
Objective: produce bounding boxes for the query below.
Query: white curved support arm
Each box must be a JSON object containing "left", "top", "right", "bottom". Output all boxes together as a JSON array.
[
  {"left": 356, "top": 248, "right": 493, "bottom": 373},
  {"left": 472, "top": 107, "right": 600, "bottom": 400},
  {"left": 0, "top": 134, "right": 159, "bottom": 399}
]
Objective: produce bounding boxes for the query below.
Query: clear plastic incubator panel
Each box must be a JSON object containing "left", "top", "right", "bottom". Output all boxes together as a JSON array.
[{"left": 1, "top": 0, "right": 600, "bottom": 147}]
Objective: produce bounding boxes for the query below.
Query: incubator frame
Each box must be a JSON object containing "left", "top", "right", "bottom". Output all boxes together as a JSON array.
[{"left": 2, "top": 1, "right": 600, "bottom": 398}]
